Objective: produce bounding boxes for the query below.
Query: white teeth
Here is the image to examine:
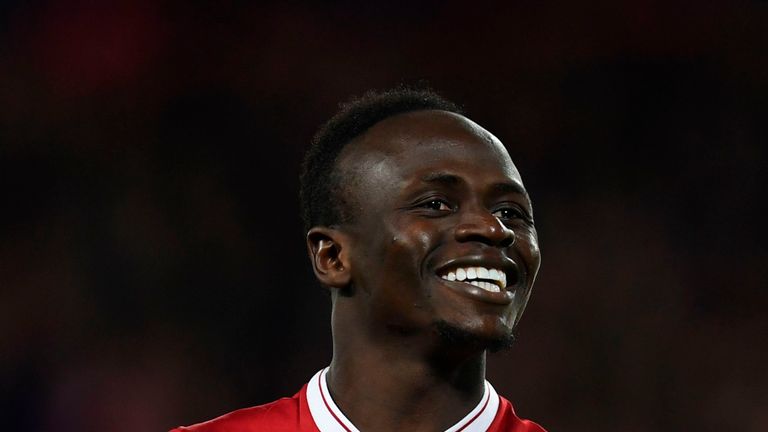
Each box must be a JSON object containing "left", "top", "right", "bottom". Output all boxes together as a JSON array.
[
  {"left": 439, "top": 266, "right": 508, "bottom": 291},
  {"left": 468, "top": 280, "right": 500, "bottom": 293},
  {"left": 466, "top": 267, "right": 477, "bottom": 279},
  {"left": 477, "top": 267, "right": 489, "bottom": 279},
  {"left": 489, "top": 269, "right": 499, "bottom": 280},
  {"left": 456, "top": 268, "right": 466, "bottom": 281}
]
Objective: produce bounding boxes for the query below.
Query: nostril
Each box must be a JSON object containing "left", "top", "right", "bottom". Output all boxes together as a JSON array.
[
  {"left": 455, "top": 219, "right": 516, "bottom": 247},
  {"left": 499, "top": 230, "right": 515, "bottom": 248}
]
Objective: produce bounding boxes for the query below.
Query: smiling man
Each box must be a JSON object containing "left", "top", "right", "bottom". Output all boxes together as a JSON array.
[{"left": 171, "top": 88, "right": 546, "bottom": 431}]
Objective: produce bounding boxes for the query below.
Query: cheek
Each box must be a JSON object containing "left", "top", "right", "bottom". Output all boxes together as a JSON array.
[
  {"left": 384, "top": 224, "right": 434, "bottom": 290},
  {"left": 390, "top": 227, "right": 432, "bottom": 257},
  {"left": 374, "top": 222, "right": 437, "bottom": 306},
  {"left": 516, "top": 228, "right": 542, "bottom": 276},
  {"left": 351, "top": 215, "right": 448, "bottom": 328},
  {"left": 529, "top": 234, "right": 542, "bottom": 271},
  {"left": 386, "top": 214, "right": 436, "bottom": 253}
]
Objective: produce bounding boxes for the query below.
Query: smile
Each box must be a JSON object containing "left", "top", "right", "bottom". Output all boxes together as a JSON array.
[{"left": 438, "top": 266, "right": 507, "bottom": 293}]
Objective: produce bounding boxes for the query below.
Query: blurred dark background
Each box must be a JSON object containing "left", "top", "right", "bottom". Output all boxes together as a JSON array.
[{"left": 1, "top": 1, "right": 766, "bottom": 431}]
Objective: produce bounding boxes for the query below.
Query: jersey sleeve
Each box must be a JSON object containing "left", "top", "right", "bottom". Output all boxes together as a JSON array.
[
  {"left": 488, "top": 396, "right": 548, "bottom": 432},
  {"left": 168, "top": 384, "right": 318, "bottom": 432}
]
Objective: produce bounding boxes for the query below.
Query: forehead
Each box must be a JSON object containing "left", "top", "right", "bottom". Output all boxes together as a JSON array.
[{"left": 337, "top": 110, "right": 524, "bottom": 188}]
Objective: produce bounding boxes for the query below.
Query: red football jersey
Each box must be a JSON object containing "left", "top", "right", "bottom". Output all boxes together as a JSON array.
[{"left": 170, "top": 368, "right": 546, "bottom": 432}]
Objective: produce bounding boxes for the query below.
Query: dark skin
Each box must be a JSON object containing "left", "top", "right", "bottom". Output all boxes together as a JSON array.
[{"left": 307, "top": 110, "right": 541, "bottom": 431}]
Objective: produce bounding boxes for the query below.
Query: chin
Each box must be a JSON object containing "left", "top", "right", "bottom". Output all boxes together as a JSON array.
[{"left": 433, "top": 320, "right": 517, "bottom": 353}]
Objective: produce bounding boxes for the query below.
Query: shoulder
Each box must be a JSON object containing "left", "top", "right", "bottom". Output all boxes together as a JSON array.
[
  {"left": 169, "top": 385, "right": 315, "bottom": 432},
  {"left": 488, "top": 395, "right": 548, "bottom": 432}
]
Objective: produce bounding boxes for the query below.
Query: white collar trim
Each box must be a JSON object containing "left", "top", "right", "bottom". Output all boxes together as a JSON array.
[{"left": 306, "top": 367, "right": 500, "bottom": 432}]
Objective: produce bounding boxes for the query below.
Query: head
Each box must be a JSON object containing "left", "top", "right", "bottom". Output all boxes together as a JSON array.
[{"left": 300, "top": 88, "right": 541, "bottom": 354}]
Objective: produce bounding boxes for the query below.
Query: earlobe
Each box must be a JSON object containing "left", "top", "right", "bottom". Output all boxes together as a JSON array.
[{"left": 306, "top": 227, "right": 352, "bottom": 289}]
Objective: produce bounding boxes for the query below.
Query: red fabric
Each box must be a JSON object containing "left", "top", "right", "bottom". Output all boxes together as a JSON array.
[
  {"left": 169, "top": 383, "right": 547, "bottom": 432},
  {"left": 170, "top": 384, "right": 319, "bottom": 432},
  {"left": 487, "top": 397, "right": 547, "bottom": 432}
]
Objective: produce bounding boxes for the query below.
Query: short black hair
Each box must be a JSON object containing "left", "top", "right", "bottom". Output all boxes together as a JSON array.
[{"left": 299, "top": 86, "right": 463, "bottom": 232}]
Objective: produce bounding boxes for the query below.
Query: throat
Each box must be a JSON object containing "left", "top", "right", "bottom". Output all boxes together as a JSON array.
[{"left": 327, "top": 352, "right": 487, "bottom": 432}]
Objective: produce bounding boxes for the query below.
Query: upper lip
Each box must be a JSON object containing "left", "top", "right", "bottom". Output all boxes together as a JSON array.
[{"left": 434, "top": 253, "right": 521, "bottom": 290}]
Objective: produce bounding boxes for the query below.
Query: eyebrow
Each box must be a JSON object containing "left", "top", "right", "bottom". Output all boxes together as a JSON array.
[
  {"left": 490, "top": 181, "right": 528, "bottom": 197},
  {"left": 420, "top": 172, "right": 529, "bottom": 197},
  {"left": 420, "top": 172, "right": 462, "bottom": 186}
]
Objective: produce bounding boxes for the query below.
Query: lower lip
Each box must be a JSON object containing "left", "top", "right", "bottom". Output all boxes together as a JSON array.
[{"left": 436, "top": 276, "right": 515, "bottom": 306}]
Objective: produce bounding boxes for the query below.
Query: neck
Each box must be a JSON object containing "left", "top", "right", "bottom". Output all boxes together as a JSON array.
[{"left": 327, "top": 327, "right": 488, "bottom": 431}]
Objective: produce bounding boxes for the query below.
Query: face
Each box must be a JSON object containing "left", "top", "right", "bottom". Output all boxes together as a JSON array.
[{"left": 335, "top": 110, "right": 541, "bottom": 347}]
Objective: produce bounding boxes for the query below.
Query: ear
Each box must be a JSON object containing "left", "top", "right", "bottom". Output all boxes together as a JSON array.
[{"left": 306, "top": 226, "right": 352, "bottom": 290}]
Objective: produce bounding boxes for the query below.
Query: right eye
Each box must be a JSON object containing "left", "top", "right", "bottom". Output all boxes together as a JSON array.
[{"left": 419, "top": 199, "right": 452, "bottom": 211}]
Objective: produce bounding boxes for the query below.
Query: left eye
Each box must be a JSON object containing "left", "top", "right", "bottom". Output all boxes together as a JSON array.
[
  {"left": 420, "top": 199, "right": 452, "bottom": 211},
  {"left": 493, "top": 207, "right": 524, "bottom": 220}
]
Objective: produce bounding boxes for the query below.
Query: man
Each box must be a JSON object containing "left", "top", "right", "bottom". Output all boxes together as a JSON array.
[{"left": 171, "top": 88, "right": 546, "bottom": 431}]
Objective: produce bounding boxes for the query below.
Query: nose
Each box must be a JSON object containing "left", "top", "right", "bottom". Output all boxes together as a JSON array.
[{"left": 454, "top": 207, "right": 515, "bottom": 248}]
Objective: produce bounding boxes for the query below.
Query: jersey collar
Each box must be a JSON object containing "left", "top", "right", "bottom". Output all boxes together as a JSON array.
[{"left": 306, "top": 367, "right": 500, "bottom": 432}]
